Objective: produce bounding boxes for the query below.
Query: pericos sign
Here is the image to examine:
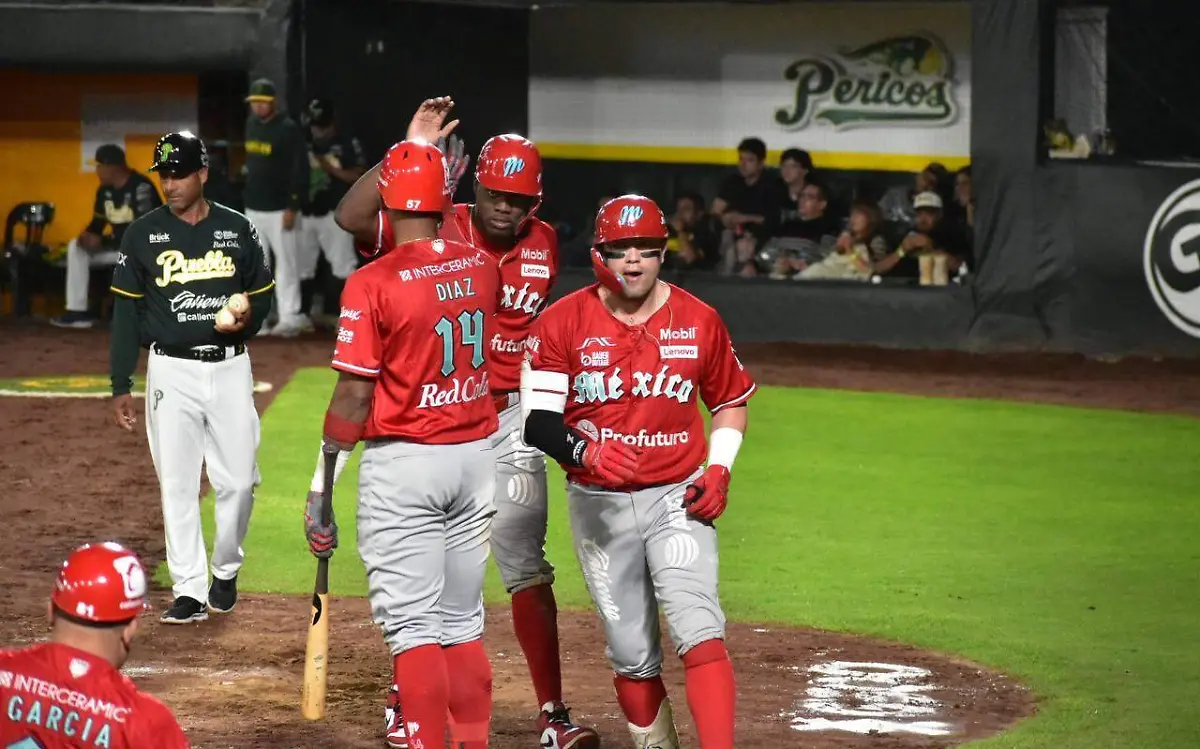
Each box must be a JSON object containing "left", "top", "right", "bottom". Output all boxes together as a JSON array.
[{"left": 775, "top": 34, "right": 959, "bottom": 131}]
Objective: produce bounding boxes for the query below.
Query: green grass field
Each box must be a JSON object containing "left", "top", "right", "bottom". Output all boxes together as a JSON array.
[{"left": 178, "top": 367, "right": 1200, "bottom": 748}]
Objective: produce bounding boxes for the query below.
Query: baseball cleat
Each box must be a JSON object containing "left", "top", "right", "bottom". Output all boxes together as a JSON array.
[
  {"left": 160, "top": 596, "right": 208, "bottom": 625},
  {"left": 537, "top": 702, "right": 601, "bottom": 749},
  {"left": 628, "top": 698, "right": 679, "bottom": 749},
  {"left": 49, "top": 312, "right": 95, "bottom": 329},
  {"left": 207, "top": 574, "right": 238, "bottom": 613},
  {"left": 384, "top": 684, "right": 408, "bottom": 749}
]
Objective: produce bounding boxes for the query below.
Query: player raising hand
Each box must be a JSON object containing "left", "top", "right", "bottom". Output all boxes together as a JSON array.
[{"left": 333, "top": 98, "right": 596, "bottom": 749}]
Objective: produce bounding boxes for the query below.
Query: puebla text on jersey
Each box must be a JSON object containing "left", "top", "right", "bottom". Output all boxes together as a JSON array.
[
  {"left": 526, "top": 285, "right": 756, "bottom": 489},
  {"left": 243, "top": 113, "right": 308, "bottom": 212},
  {"left": 374, "top": 204, "right": 560, "bottom": 393},
  {"left": 108, "top": 203, "right": 275, "bottom": 392},
  {"left": 87, "top": 172, "right": 162, "bottom": 248}
]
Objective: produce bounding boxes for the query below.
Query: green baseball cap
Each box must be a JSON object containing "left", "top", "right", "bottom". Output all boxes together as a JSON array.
[{"left": 245, "top": 78, "right": 277, "bottom": 103}]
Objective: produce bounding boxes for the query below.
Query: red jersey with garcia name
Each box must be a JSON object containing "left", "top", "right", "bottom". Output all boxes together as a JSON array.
[
  {"left": 0, "top": 643, "right": 190, "bottom": 748},
  {"left": 372, "top": 204, "right": 559, "bottom": 393},
  {"left": 526, "top": 283, "right": 756, "bottom": 489},
  {"left": 333, "top": 237, "right": 501, "bottom": 444}
]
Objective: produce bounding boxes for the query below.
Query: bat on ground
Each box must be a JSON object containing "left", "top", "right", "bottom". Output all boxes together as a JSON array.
[{"left": 301, "top": 443, "right": 338, "bottom": 720}]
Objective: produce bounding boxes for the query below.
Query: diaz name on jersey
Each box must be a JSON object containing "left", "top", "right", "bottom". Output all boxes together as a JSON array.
[
  {"left": 333, "top": 237, "right": 502, "bottom": 445},
  {"left": 371, "top": 204, "right": 559, "bottom": 393},
  {"left": 526, "top": 283, "right": 756, "bottom": 490}
]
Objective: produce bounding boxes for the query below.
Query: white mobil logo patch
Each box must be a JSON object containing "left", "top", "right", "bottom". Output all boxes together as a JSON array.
[
  {"left": 1144, "top": 178, "right": 1200, "bottom": 338},
  {"left": 659, "top": 326, "right": 697, "bottom": 341}
]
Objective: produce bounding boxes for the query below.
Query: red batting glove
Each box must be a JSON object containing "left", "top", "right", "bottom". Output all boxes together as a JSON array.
[
  {"left": 683, "top": 465, "right": 731, "bottom": 522},
  {"left": 582, "top": 440, "right": 642, "bottom": 486}
]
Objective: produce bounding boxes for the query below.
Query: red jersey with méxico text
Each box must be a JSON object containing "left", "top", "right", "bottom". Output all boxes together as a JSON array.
[
  {"left": 333, "top": 237, "right": 501, "bottom": 444},
  {"left": 525, "top": 283, "right": 756, "bottom": 489},
  {"left": 371, "top": 204, "right": 559, "bottom": 393},
  {"left": 0, "top": 643, "right": 190, "bottom": 748}
]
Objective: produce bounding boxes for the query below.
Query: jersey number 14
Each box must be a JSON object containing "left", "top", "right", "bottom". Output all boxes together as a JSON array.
[{"left": 434, "top": 309, "right": 485, "bottom": 377}]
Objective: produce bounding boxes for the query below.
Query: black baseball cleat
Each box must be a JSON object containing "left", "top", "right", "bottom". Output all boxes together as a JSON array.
[
  {"left": 207, "top": 575, "right": 238, "bottom": 614},
  {"left": 160, "top": 596, "right": 209, "bottom": 625}
]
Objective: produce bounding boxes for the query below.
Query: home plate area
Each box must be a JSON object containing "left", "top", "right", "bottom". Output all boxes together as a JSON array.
[{"left": 114, "top": 597, "right": 1033, "bottom": 748}]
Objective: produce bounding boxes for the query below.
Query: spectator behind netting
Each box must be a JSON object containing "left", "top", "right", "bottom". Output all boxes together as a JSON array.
[
  {"left": 713, "top": 136, "right": 787, "bottom": 276},
  {"left": 876, "top": 191, "right": 971, "bottom": 285},
  {"left": 666, "top": 192, "right": 722, "bottom": 271},
  {"left": 877, "top": 162, "right": 947, "bottom": 228},
  {"left": 797, "top": 201, "right": 889, "bottom": 282},
  {"left": 955, "top": 165, "right": 974, "bottom": 243},
  {"left": 765, "top": 180, "right": 841, "bottom": 279}
]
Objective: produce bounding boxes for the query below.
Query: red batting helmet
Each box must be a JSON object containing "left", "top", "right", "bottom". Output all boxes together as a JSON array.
[
  {"left": 52, "top": 542, "right": 148, "bottom": 624},
  {"left": 590, "top": 194, "right": 669, "bottom": 294},
  {"left": 475, "top": 134, "right": 543, "bottom": 199},
  {"left": 377, "top": 139, "right": 449, "bottom": 213}
]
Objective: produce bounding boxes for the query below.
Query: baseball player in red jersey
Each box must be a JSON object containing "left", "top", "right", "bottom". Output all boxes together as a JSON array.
[
  {"left": 334, "top": 98, "right": 597, "bottom": 749},
  {"left": 519, "top": 195, "right": 755, "bottom": 749},
  {"left": 304, "top": 138, "right": 500, "bottom": 749},
  {"left": 0, "top": 542, "right": 190, "bottom": 748}
]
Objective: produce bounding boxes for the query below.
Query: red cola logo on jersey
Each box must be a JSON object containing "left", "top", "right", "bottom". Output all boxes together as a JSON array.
[
  {"left": 572, "top": 365, "right": 694, "bottom": 405},
  {"left": 501, "top": 282, "right": 548, "bottom": 316},
  {"left": 417, "top": 372, "right": 490, "bottom": 409}
]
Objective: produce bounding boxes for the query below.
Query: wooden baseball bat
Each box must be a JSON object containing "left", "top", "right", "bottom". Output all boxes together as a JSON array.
[{"left": 301, "top": 443, "right": 339, "bottom": 720}]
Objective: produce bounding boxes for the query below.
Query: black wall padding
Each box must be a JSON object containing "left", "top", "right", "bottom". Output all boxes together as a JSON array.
[
  {"left": 965, "top": 0, "right": 1048, "bottom": 349},
  {"left": 1042, "top": 163, "right": 1200, "bottom": 357},
  {"left": 254, "top": 0, "right": 293, "bottom": 112},
  {"left": 0, "top": 4, "right": 260, "bottom": 70},
  {"left": 550, "top": 270, "right": 975, "bottom": 350},
  {"left": 298, "top": 0, "right": 529, "bottom": 176}
]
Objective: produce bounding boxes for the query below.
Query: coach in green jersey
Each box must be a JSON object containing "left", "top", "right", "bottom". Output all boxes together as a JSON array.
[{"left": 108, "top": 130, "right": 275, "bottom": 625}]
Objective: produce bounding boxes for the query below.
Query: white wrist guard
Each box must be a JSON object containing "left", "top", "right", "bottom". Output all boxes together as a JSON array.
[
  {"left": 310, "top": 444, "right": 351, "bottom": 493},
  {"left": 707, "top": 427, "right": 743, "bottom": 470}
]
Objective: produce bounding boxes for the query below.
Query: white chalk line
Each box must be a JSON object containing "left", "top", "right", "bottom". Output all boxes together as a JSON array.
[
  {"left": 0, "top": 382, "right": 274, "bottom": 399},
  {"left": 123, "top": 663, "right": 288, "bottom": 681},
  {"left": 784, "top": 660, "right": 956, "bottom": 737}
]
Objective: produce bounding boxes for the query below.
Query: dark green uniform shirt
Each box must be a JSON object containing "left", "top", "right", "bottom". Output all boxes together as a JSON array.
[
  {"left": 305, "top": 133, "right": 366, "bottom": 216},
  {"left": 85, "top": 171, "right": 162, "bottom": 248},
  {"left": 243, "top": 113, "right": 308, "bottom": 212},
  {"left": 108, "top": 202, "right": 275, "bottom": 395}
]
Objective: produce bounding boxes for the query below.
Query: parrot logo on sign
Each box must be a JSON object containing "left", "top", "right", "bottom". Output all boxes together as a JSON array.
[
  {"left": 618, "top": 205, "right": 644, "bottom": 226},
  {"left": 502, "top": 156, "right": 525, "bottom": 177}
]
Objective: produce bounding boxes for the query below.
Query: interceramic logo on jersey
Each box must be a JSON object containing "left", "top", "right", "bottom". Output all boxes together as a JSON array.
[{"left": 1144, "top": 178, "right": 1200, "bottom": 338}]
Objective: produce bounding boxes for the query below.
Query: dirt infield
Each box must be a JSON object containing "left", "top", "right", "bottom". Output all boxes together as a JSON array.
[{"left": 4, "top": 322, "right": 1198, "bottom": 747}]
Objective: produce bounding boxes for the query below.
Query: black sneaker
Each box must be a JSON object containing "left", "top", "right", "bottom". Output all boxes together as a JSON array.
[
  {"left": 160, "top": 596, "right": 208, "bottom": 625},
  {"left": 208, "top": 575, "right": 238, "bottom": 613},
  {"left": 49, "top": 311, "right": 95, "bottom": 329}
]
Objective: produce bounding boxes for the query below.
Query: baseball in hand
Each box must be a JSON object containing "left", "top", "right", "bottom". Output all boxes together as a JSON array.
[
  {"left": 215, "top": 307, "right": 238, "bottom": 330},
  {"left": 227, "top": 293, "right": 250, "bottom": 314}
]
